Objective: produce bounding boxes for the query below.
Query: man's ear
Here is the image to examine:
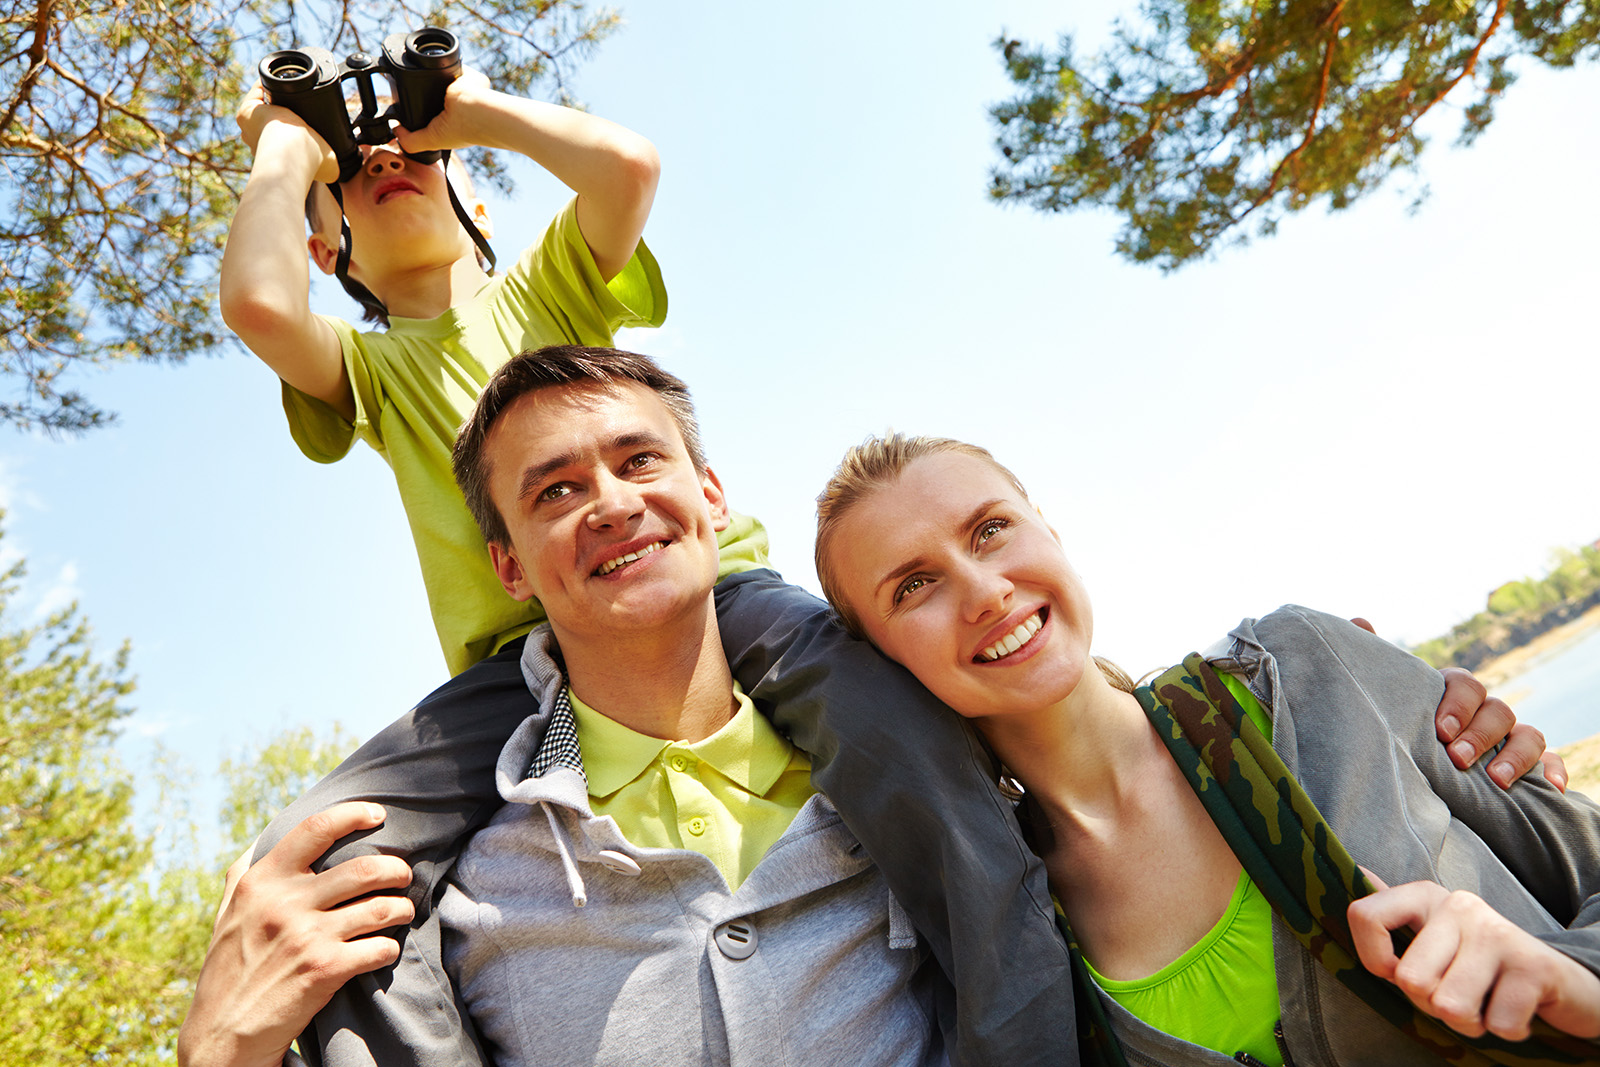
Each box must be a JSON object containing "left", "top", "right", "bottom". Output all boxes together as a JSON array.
[
  {"left": 488, "top": 541, "right": 535, "bottom": 602},
  {"left": 702, "top": 467, "right": 731, "bottom": 534}
]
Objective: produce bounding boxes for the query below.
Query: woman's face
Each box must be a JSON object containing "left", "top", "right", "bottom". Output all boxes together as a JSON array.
[{"left": 826, "top": 451, "right": 1096, "bottom": 720}]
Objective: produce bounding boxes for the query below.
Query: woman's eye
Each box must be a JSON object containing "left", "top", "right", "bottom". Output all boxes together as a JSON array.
[
  {"left": 894, "top": 576, "right": 928, "bottom": 604},
  {"left": 978, "top": 518, "right": 1009, "bottom": 543}
]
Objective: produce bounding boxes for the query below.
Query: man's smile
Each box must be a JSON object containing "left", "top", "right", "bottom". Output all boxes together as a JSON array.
[{"left": 594, "top": 540, "right": 668, "bottom": 577}]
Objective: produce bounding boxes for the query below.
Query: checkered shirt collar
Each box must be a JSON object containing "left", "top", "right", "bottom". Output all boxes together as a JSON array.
[{"left": 525, "top": 682, "right": 586, "bottom": 783}]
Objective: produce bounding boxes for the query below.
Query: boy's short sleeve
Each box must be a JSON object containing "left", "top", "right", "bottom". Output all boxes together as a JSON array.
[
  {"left": 502, "top": 197, "right": 667, "bottom": 342},
  {"left": 281, "top": 315, "right": 389, "bottom": 463}
]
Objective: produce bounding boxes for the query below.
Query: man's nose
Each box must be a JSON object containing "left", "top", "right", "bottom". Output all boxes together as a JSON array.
[{"left": 587, "top": 472, "right": 645, "bottom": 528}]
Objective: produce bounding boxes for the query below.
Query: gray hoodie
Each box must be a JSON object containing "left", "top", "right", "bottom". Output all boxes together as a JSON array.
[{"left": 433, "top": 625, "right": 945, "bottom": 1067}]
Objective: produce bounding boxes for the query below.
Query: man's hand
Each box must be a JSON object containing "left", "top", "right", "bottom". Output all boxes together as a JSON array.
[
  {"left": 1435, "top": 667, "right": 1567, "bottom": 791},
  {"left": 1348, "top": 618, "right": 1566, "bottom": 791},
  {"left": 177, "top": 803, "right": 415, "bottom": 1067},
  {"left": 1349, "top": 873, "right": 1600, "bottom": 1041}
]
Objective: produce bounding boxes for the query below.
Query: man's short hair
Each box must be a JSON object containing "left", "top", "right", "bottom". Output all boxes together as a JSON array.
[{"left": 452, "top": 344, "right": 708, "bottom": 548}]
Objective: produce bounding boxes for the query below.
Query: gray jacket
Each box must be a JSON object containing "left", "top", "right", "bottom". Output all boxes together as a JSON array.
[
  {"left": 434, "top": 626, "right": 943, "bottom": 1066},
  {"left": 1102, "top": 606, "right": 1600, "bottom": 1067}
]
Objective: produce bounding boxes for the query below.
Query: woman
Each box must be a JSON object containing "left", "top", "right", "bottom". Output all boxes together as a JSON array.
[{"left": 813, "top": 433, "right": 1600, "bottom": 1067}]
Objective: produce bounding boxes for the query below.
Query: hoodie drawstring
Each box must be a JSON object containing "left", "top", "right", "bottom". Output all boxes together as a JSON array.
[{"left": 542, "top": 801, "right": 588, "bottom": 908}]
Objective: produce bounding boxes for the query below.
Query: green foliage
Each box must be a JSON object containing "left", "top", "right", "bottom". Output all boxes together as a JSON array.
[
  {"left": 990, "top": 1, "right": 1600, "bottom": 270},
  {"left": 0, "top": 523, "right": 209, "bottom": 1063},
  {"left": 0, "top": 518, "right": 359, "bottom": 1061},
  {"left": 217, "top": 722, "right": 360, "bottom": 861},
  {"left": 1, "top": 0, "right": 619, "bottom": 433},
  {"left": 1414, "top": 542, "right": 1600, "bottom": 669}
]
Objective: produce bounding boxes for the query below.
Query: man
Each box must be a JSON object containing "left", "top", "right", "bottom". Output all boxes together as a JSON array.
[
  {"left": 181, "top": 348, "right": 952, "bottom": 1067},
  {"left": 179, "top": 347, "right": 1560, "bottom": 1067}
]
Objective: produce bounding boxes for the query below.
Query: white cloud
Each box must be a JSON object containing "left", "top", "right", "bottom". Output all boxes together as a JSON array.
[
  {"left": 131, "top": 712, "right": 181, "bottom": 739},
  {"left": 31, "top": 560, "right": 82, "bottom": 621},
  {"left": 615, "top": 323, "right": 690, "bottom": 359}
]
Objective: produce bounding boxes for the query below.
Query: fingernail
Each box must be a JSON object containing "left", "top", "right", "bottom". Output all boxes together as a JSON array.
[
  {"left": 1491, "top": 761, "right": 1512, "bottom": 784},
  {"left": 1449, "top": 740, "right": 1475, "bottom": 765},
  {"left": 1439, "top": 715, "right": 1460, "bottom": 738},
  {"left": 367, "top": 803, "right": 386, "bottom": 820}
]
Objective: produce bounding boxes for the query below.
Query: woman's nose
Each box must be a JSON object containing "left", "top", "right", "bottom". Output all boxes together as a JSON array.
[{"left": 960, "top": 563, "right": 1012, "bottom": 623}]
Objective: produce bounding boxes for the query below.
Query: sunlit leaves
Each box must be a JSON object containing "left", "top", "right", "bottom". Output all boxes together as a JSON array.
[
  {"left": 990, "top": 0, "right": 1597, "bottom": 269},
  {"left": 1, "top": 0, "right": 618, "bottom": 432}
]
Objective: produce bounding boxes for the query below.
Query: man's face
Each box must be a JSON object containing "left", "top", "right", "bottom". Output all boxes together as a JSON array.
[{"left": 483, "top": 380, "right": 730, "bottom": 649}]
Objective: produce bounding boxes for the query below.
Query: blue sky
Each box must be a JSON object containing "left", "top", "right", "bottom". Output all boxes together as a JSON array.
[{"left": 3, "top": 0, "right": 1597, "bottom": 840}]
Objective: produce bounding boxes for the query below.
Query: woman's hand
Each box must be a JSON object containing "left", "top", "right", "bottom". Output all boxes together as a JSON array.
[{"left": 1348, "top": 872, "right": 1600, "bottom": 1041}]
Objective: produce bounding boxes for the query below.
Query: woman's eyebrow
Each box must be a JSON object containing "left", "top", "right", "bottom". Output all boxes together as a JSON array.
[{"left": 875, "top": 499, "right": 1008, "bottom": 595}]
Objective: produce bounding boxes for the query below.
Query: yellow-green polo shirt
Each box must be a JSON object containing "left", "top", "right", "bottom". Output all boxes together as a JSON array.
[{"left": 569, "top": 683, "right": 816, "bottom": 890}]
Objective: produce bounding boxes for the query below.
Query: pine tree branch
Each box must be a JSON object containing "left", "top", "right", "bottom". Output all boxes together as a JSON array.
[{"left": 0, "top": 0, "right": 57, "bottom": 135}]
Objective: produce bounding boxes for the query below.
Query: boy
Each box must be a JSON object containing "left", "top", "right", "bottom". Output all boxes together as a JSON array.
[{"left": 221, "top": 67, "right": 768, "bottom": 675}]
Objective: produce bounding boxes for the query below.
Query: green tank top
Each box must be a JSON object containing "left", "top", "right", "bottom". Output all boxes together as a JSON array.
[{"left": 1081, "top": 671, "right": 1282, "bottom": 1066}]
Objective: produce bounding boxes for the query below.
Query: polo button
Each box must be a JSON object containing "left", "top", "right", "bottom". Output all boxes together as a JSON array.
[
  {"left": 714, "top": 919, "right": 758, "bottom": 960},
  {"left": 670, "top": 755, "right": 689, "bottom": 772},
  {"left": 596, "top": 850, "right": 641, "bottom": 876},
  {"left": 687, "top": 816, "right": 707, "bottom": 836}
]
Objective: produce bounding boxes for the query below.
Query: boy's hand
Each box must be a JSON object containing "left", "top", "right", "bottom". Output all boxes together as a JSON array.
[
  {"left": 394, "top": 67, "right": 495, "bottom": 156},
  {"left": 237, "top": 83, "right": 342, "bottom": 186},
  {"left": 1349, "top": 872, "right": 1600, "bottom": 1041},
  {"left": 177, "top": 802, "right": 415, "bottom": 1067}
]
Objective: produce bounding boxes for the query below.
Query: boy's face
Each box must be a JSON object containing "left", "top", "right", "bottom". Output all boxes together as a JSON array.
[
  {"left": 482, "top": 380, "right": 731, "bottom": 652},
  {"left": 307, "top": 147, "right": 489, "bottom": 283}
]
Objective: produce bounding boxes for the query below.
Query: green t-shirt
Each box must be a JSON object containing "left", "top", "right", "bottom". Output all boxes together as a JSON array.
[
  {"left": 282, "top": 197, "right": 769, "bottom": 675},
  {"left": 1083, "top": 672, "right": 1283, "bottom": 1065}
]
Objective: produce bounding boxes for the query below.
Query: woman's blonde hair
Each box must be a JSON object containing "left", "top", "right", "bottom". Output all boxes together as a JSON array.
[{"left": 814, "top": 433, "right": 1133, "bottom": 694}]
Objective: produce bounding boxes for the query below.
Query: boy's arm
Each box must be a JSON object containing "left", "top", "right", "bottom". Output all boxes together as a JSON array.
[
  {"left": 396, "top": 71, "right": 659, "bottom": 282},
  {"left": 220, "top": 86, "right": 352, "bottom": 420}
]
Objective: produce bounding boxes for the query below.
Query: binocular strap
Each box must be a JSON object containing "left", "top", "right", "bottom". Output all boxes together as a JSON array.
[{"left": 325, "top": 149, "right": 497, "bottom": 323}]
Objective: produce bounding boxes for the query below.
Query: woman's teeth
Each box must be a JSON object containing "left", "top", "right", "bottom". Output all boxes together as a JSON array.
[
  {"left": 596, "top": 542, "right": 664, "bottom": 576},
  {"left": 979, "top": 612, "right": 1043, "bottom": 662}
]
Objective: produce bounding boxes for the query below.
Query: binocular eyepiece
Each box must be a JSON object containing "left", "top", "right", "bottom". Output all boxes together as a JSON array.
[{"left": 260, "top": 27, "right": 461, "bottom": 183}]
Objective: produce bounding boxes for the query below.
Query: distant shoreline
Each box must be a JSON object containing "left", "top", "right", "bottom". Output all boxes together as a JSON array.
[
  {"left": 1470, "top": 605, "right": 1600, "bottom": 797},
  {"left": 1472, "top": 602, "right": 1600, "bottom": 692}
]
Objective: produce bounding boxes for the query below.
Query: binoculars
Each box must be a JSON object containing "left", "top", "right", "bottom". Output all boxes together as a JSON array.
[{"left": 260, "top": 27, "right": 461, "bottom": 184}]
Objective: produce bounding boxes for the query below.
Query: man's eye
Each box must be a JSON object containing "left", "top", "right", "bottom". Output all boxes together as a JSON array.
[
  {"left": 539, "top": 484, "right": 571, "bottom": 502},
  {"left": 627, "top": 452, "right": 659, "bottom": 470},
  {"left": 894, "top": 576, "right": 928, "bottom": 604}
]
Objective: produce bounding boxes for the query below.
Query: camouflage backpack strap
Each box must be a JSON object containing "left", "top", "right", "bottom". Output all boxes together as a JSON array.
[
  {"left": 1051, "top": 905, "right": 1131, "bottom": 1067},
  {"left": 1136, "top": 654, "right": 1600, "bottom": 1067}
]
